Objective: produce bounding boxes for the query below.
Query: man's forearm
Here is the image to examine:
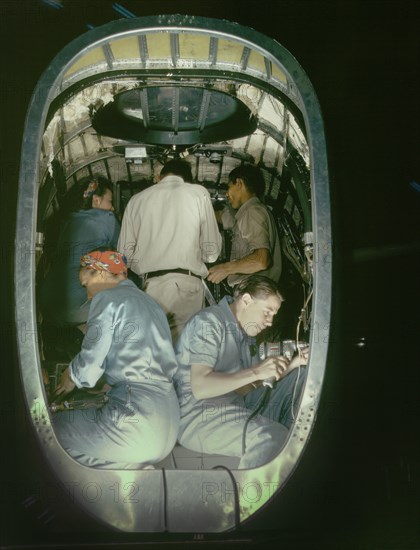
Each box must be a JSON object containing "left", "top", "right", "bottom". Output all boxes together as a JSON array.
[
  {"left": 228, "top": 248, "right": 270, "bottom": 274},
  {"left": 207, "top": 248, "right": 271, "bottom": 283},
  {"left": 192, "top": 367, "right": 258, "bottom": 400},
  {"left": 192, "top": 355, "right": 292, "bottom": 400}
]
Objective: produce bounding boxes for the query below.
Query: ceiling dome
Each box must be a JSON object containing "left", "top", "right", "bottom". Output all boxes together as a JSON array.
[{"left": 92, "top": 86, "right": 257, "bottom": 145}]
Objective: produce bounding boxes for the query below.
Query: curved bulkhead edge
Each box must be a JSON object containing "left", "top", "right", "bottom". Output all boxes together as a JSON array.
[{"left": 15, "top": 14, "right": 331, "bottom": 532}]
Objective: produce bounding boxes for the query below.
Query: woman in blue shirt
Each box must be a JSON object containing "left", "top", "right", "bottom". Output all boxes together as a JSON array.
[{"left": 39, "top": 175, "right": 120, "bottom": 329}]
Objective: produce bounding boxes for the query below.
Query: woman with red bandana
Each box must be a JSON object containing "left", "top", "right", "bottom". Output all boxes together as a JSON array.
[{"left": 52, "top": 249, "right": 180, "bottom": 468}]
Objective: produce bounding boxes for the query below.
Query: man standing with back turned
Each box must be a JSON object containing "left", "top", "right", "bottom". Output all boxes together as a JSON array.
[{"left": 118, "top": 159, "right": 222, "bottom": 342}]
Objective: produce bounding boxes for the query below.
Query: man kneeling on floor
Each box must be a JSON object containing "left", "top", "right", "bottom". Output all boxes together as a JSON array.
[{"left": 173, "top": 275, "right": 308, "bottom": 469}]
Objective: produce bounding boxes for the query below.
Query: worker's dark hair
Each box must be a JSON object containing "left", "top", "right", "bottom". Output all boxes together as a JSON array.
[
  {"left": 228, "top": 164, "right": 265, "bottom": 197},
  {"left": 160, "top": 159, "right": 193, "bottom": 182},
  {"left": 233, "top": 274, "right": 283, "bottom": 302},
  {"left": 64, "top": 175, "right": 113, "bottom": 212}
]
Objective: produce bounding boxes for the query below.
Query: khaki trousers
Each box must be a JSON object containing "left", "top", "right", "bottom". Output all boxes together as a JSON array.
[{"left": 145, "top": 273, "right": 204, "bottom": 343}]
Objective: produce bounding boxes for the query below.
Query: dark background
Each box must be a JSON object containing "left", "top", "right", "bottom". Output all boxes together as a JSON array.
[{"left": 1, "top": 1, "right": 419, "bottom": 548}]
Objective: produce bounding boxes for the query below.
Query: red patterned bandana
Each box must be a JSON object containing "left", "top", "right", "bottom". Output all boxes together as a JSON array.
[{"left": 80, "top": 250, "right": 128, "bottom": 275}]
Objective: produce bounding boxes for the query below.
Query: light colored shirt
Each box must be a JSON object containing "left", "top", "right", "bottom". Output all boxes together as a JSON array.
[
  {"left": 173, "top": 296, "right": 254, "bottom": 414},
  {"left": 69, "top": 279, "right": 178, "bottom": 388},
  {"left": 228, "top": 197, "right": 282, "bottom": 286},
  {"left": 58, "top": 279, "right": 180, "bottom": 466},
  {"left": 118, "top": 175, "right": 222, "bottom": 277}
]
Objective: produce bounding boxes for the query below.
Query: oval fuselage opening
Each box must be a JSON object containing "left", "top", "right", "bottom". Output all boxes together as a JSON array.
[{"left": 15, "top": 14, "right": 331, "bottom": 532}]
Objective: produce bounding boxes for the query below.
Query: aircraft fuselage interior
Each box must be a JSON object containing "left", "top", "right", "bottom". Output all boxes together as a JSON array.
[{"left": 15, "top": 14, "right": 331, "bottom": 532}]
